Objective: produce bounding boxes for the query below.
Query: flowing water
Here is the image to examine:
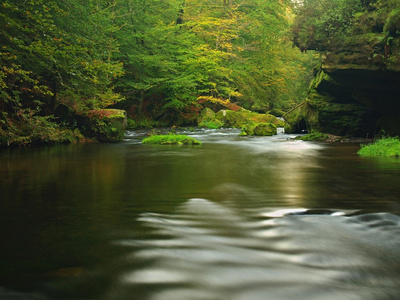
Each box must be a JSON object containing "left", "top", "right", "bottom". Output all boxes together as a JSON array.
[{"left": 1, "top": 129, "right": 400, "bottom": 299}]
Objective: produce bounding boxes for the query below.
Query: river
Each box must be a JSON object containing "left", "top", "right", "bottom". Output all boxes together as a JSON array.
[{"left": 0, "top": 128, "right": 400, "bottom": 299}]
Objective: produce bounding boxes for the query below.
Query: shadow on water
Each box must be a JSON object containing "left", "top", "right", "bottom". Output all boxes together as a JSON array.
[{"left": 1, "top": 128, "right": 400, "bottom": 299}]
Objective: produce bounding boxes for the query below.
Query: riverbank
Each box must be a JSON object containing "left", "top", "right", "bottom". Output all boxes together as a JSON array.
[{"left": 295, "top": 132, "right": 374, "bottom": 144}]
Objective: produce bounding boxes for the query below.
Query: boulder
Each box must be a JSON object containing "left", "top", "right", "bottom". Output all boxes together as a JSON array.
[
  {"left": 215, "top": 109, "right": 284, "bottom": 129},
  {"left": 197, "top": 107, "right": 284, "bottom": 136},
  {"left": 197, "top": 108, "right": 223, "bottom": 129},
  {"left": 253, "top": 123, "right": 277, "bottom": 136},
  {"left": 78, "top": 109, "right": 127, "bottom": 142},
  {"left": 285, "top": 29, "right": 400, "bottom": 137}
]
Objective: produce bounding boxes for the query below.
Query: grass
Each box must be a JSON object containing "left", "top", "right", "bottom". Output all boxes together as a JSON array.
[
  {"left": 358, "top": 137, "right": 400, "bottom": 158},
  {"left": 142, "top": 134, "right": 201, "bottom": 145}
]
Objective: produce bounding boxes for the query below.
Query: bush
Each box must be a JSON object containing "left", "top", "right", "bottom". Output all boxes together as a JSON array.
[
  {"left": 358, "top": 137, "right": 400, "bottom": 157},
  {"left": 0, "top": 110, "right": 84, "bottom": 147}
]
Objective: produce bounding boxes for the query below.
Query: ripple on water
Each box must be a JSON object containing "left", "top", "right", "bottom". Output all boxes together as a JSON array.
[{"left": 108, "top": 199, "right": 400, "bottom": 300}]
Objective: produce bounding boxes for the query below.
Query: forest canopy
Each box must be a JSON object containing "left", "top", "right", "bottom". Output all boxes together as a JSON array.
[{"left": 1, "top": 0, "right": 319, "bottom": 146}]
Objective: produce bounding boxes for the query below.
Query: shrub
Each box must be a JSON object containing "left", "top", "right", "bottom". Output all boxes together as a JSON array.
[{"left": 0, "top": 110, "right": 84, "bottom": 147}]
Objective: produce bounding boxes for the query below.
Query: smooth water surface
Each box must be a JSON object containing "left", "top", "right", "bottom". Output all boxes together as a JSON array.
[{"left": 0, "top": 129, "right": 400, "bottom": 299}]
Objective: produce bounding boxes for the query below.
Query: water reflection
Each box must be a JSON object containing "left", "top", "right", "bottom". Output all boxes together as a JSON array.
[{"left": 1, "top": 129, "right": 400, "bottom": 299}]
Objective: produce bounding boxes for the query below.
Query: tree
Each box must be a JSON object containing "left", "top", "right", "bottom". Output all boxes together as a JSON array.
[
  {"left": 0, "top": 0, "right": 124, "bottom": 112},
  {"left": 292, "top": 0, "right": 362, "bottom": 51},
  {"left": 0, "top": 0, "right": 124, "bottom": 145}
]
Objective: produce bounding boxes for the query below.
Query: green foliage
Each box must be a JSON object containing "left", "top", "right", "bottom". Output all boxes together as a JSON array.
[
  {"left": 358, "top": 137, "right": 400, "bottom": 157},
  {"left": 293, "top": 0, "right": 400, "bottom": 52},
  {"left": 0, "top": 0, "right": 126, "bottom": 145},
  {"left": 0, "top": 0, "right": 124, "bottom": 111},
  {"left": 114, "top": 0, "right": 317, "bottom": 121},
  {"left": 127, "top": 118, "right": 136, "bottom": 130},
  {"left": 292, "top": 0, "right": 363, "bottom": 50},
  {"left": 142, "top": 134, "right": 202, "bottom": 145},
  {"left": 384, "top": 9, "right": 400, "bottom": 36},
  {"left": 0, "top": 109, "right": 83, "bottom": 147},
  {"left": 1, "top": 0, "right": 320, "bottom": 145}
]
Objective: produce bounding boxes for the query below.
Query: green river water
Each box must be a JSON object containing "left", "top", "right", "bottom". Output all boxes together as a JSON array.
[{"left": 0, "top": 128, "right": 400, "bottom": 299}]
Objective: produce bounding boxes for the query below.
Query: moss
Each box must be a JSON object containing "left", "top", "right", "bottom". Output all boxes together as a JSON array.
[
  {"left": 253, "top": 123, "right": 277, "bottom": 136},
  {"left": 200, "top": 120, "right": 224, "bottom": 129},
  {"left": 284, "top": 100, "right": 319, "bottom": 133},
  {"left": 197, "top": 96, "right": 242, "bottom": 112},
  {"left": 197, "top": 108, "right": 216, "bottom": 123},
  {"left": 296, "top": 132, "right": 329, "bottom": 141},
  {"left": 216, "top": 110, "right": 248, "bottom": 128},
  {"left": 268, "top": 109, "right": 285, "bottom": 117},
  {"left": 215, "top": 109, "right": 283, "bottom": 129},
  {"left": 358, "top": 137, "right": 400, "bottom": 157},
  {"left": 285, "top": 95, "right": 378, "bottom": 137},
  {"left": 240, "top": 122, "right": 257, "bottom": 136},
  {"left": 78, "top": 109, "right": 127, "bottom": 142},
  {"left": 315, "top": 102, "right": 378, "bottom": 136},
  {"left": 240, "top": 122, "right": 278, "bottom": 136},
  {"left": 197, "top": 108, "right": 224, "bottom": 128},
  {"left": 197, "top": 108, "right": 283, "bottom": 136},
  {"left": 310, "top": 70, "right": 333, "bottom": 90},
  {"left": 142, "top": 134, "right": 201, "bottom": 145}
]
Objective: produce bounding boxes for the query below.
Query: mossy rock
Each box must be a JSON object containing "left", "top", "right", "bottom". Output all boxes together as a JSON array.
[
  {"left": 284, "top": 99, "right": 378, "bottom": 136},
  {"left": 239, "top": 122, "right": 257, "bottom": 136},
  {"left": 295, "top": 132, "right": 329, "bottom": 141},
  {"left": 215, "top": 109, "right": 284, "bottom": 129},
  {"left": 240, "top": 122, "right": 277, "bottom": 136},
  {"left": 142, "top": 134, "right": 201, "bottom": 145},
  {"left": 197, "top": 108, "right": 224, "bottom": 128},
  {"left": 254, "top": 123, "right": 277, "bottom": 136},
  {"left": 215, "top": 110, "right": 248, "bottom": 128},
  {"left": 78, "top": 109, "right": 127, "bottom": 142},
  {"left": 200, "top": 120, "right": 224, "bottom": 129}
]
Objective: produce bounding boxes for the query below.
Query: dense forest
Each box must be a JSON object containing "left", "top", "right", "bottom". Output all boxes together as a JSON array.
[{"left": 1, "top": 0, "right": 399, "bottom": 146}]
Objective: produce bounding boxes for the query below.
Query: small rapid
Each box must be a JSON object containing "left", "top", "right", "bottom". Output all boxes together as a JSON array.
[{"left": 107, "top": 199, "right": 400, "bottom": 300}]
